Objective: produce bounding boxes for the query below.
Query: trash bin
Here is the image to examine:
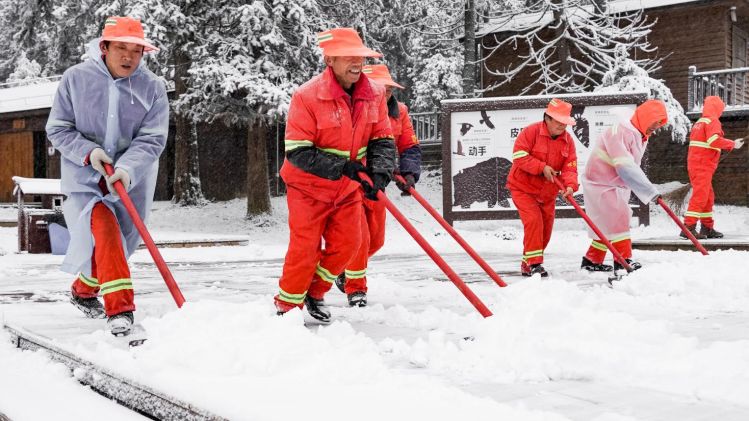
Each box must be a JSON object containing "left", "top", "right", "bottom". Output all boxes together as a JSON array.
[{"left": 24, "top": 210, "right": 56, "bottom": 254}]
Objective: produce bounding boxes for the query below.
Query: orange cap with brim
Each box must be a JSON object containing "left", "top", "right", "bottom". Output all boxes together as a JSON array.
[
  {"left": 317, "top": 28, "right": 382, "bottom": 58},
  {"left": 631, "top": 99, "right": 668, "bottom": 136},
  {"left": 545, "top": 98, "right": 576, "bottom": 126},
  {"left": 362, "top": 64, "right": 404, "bottom": 89},
  {"left": 101, "top": 16, "right": 159, "bottom": 53}
]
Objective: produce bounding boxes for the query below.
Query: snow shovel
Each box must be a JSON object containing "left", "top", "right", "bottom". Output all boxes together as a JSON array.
[
  {"left": 103, "top": 163, "right": 186, "bottom": 307},
  {"left": 393, "top": 173, "right": 507, "bottom": 288},
  {"left": 655, "top": 197, "right": 709, "bottom": 255},
  {"left": 552, "top": 176, "right": 634, "bottom": 275},
  {"left": 359, "top": 172, "right": 492, "bottom": 318}
]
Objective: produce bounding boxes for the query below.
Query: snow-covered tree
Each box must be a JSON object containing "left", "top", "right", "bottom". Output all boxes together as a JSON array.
[
  {"left": 5, "top": 52, "right": 43, "bottom": 86},
  {"left": 596, "top": 46, "right": 690, "bottom": 143},
  {"left": 480, "top": 0, "right": 659, "bottom": 95}
]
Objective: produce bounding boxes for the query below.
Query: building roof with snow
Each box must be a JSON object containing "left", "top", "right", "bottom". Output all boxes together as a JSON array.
[
  {"left": 12, "top": 177, "right": 63, "bottom": 196},
  {"left": 478, "top": 0, "right": 705, "bottom": 36},
  {"left": 0, "top": 77, "right": 60, "bottom": 115}
]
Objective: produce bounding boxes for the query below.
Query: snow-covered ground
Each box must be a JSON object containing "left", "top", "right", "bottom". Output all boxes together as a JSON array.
[{"left": 2, "top": 172, "right": 749, "bottom": 420}]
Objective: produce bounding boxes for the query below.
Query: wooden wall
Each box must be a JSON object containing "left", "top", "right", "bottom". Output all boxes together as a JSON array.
[{"left": 0, "top": 131, "right": 33, "bottom": 202}]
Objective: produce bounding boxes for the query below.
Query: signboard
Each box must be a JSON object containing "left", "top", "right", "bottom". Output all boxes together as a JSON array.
[{"left": 441, "top": 92, "right": 650, "bottom": 225}]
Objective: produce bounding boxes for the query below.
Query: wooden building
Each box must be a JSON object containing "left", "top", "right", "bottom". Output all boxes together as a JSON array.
[
  {"left": 478, "top": 0, "right": 749, "bottom": 205},
  {"left": 0, "top": 77, "right": 283, "bottom": 204}
]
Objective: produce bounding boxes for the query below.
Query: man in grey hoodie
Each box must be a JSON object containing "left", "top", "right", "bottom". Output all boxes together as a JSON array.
[{"left": 46, "top": 16, "right": 168, "bottom": 336}]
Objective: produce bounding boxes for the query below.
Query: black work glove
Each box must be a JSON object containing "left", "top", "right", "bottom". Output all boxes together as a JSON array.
[
  {"left": 362, "top": 173, "right": 391, "bottom": 201},
  {"left": 342, "top": 161, "right": 367, "bottom": 181},
  {"left": 395, "top": 173, "right": 416, "bottom": 196}
]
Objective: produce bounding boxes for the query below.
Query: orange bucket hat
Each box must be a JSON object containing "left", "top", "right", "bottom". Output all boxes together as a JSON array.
[
  {"left": 362, "top": 64, "right": 404, "bottom": 89},
  {"left": 101, "top": 16, "right": 159, "bottom": 52},
  {"left": 317, "top": 28, "right": 381, "bottom": 58},
  {"left": 545, "top": 98, "right": 576, "bottom": 126}
]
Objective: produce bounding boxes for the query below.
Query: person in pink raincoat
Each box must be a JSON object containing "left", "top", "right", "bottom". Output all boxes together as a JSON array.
[{"left": 580, "top": 100, "right": 668, "bottom": 273}]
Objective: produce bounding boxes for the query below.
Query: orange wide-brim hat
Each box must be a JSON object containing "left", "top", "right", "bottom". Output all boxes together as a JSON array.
[
  {"left": 101, "top": 16, "right": 159, "bottom": 52},
  {"left": 545, "top": 98, "right": 576, "bottom": 126},
  {"left": 317, "top": 28, "right": 381, "bottom": 58},
  {"left": 362, "top": 64, "right": 404, "bottom": 89}
]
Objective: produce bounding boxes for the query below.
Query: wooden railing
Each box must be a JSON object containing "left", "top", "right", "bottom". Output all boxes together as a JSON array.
[
  {"left": 688, "top": 65, "right": 749, "bottom": 112},
  {"left": 410, "top": 111, "right": 441, "bottom": 144}
]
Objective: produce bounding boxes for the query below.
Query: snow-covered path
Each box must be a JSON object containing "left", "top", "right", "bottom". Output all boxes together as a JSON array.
[{"left": 2, "top": 175, "right": 749, "bottom": 420}]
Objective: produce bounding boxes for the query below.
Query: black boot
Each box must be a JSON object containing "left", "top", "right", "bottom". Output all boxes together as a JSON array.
[
  {"left": 347, "top": 291, "right": 367, "bottom": 307},
  {"left": 580, "top": 256, "right": 613, "bottom": 272},
  {"left": 334, "top": 273, "right": 346, "bottom": 293},
  {"left": 304, "top": 296, "right": 331, "bottom": 323},
  {"left": 699, "top": 225, "right": 723, "bottom": 239},
  {"left": 522, "top": 263, "right": 548, "bottom": 277},
  {"left": 680, "top": 224, "right": 706, "bottom": 240},
  {"left": 70, "top": 289, "right": 106, "bottom": 319},
  {"left": 614, "top": 259, "right": 642, "bottom": 272}
]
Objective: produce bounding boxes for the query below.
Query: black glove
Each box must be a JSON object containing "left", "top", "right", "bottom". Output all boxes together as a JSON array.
[
  {"left": 362, "top": 173, "right": 390, "bottom": 201},
  {"left": 395, "top": 173, "right": 416, "bottom": 196},
  {"left": 342, "top": 161, "right": 367, "bottom": 181}
]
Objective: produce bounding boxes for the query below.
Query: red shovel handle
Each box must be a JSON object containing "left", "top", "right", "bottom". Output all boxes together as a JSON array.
[
  {"left": 656, "top": 197, "right": 709, "bottom": 255},
  {"left": 359, "top": 172, "right": 493, "bottom": 317},
  {"left": 552, "top": 177, "right": 633, "bottom": 272},
  {"left": 104, "top": 163, "right": 186, "bottom": 307},
  {"left": 394, "top": 174, "right": 507, "bottom": 288}
]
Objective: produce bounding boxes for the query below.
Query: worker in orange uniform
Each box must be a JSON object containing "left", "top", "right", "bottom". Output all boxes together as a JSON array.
[
  {"left": 682, "top": 96, "right": 744, "bottom": 239},
  {"left": 46, "top": 17, "right": 168, "bottom": 336},
  {"left": 506, "top": 99, "right": 579, "bottom": 277},
  {"left": 275, "top": 28, "right": 395, "bottom": 322},
  {"left": 580, "top": 100, "right": 668, "bottom": 274},
  {"left": 334, "top": 64, "right": 422, "bottom": 307}
]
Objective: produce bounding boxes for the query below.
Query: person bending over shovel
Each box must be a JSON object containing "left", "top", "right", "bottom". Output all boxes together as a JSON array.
[
  {"left": 46, "top": 16, "right": 168, "bottom": 336},
  {"left": 579, "top": 100, "right": 667, "bottom": 274}
]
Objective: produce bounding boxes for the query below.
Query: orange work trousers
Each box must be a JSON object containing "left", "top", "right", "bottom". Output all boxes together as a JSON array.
[
  {"left": 684, "top": 167, "right": 716, "bottom": 228},
  {"left": 275, "top": 187, "right": 362, "bottom": 308},
  {"left": 343, "top": 198, "right": 386, "bottom": 294},
  {"left": 584, "top": 238, "right": 632, "bottom": 264},
  {"left": 511, "top": 189, "right": 556, "bottom": 265},
  {"left": 70, "top": 202, "right": 134, "bottom": 316}
]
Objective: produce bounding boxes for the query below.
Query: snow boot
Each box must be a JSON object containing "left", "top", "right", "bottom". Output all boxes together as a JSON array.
[
  {"left": 699, "top": 225, "right": 723, "bottom": 239},
  {"left": 108, "top": 311, "right": 134, "bottom": 336},
  {"left": 275, "top": 300, "right": 298, "bottom": 316},
  {"left": 580, "top": 256, "right": 613, "bottom": 272},
  {"left": 521, "top": 263, "right": 548, "bottom": 277},
  {"left": 304, "top": 296, "right": 331, "bottom": 323},
  {"left": 680, "top": 224, "right": 706, "bottom": 240},
  {"left": 347, "top": 291, "right": 367, "bottom": 307},
  {"left": 69, "top": 289, "right": 106, "bottom": 319},
  {"left": 614, "top": 259, "right": 642, "bottom": 272},
  {"left": 334, "top": 273, "right": 346, "bottom": 294}
]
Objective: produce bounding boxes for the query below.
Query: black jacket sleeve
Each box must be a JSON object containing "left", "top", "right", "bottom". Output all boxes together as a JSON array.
[
  {"left": 286, "top": 147, "right": 347, "bottom": 180},
  {"left": 366, "top": 138, "right": 396, "bottom": 177}
]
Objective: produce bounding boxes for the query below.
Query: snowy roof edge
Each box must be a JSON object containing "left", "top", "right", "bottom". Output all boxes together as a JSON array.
[
  {"left": 441, "top": 90, "right": 650, "bottom": 105},
  {"left": 477, "top": 0, "right": 704, "bottom": 36}
]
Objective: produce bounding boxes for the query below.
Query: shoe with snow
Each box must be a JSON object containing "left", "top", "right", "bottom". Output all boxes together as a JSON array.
[
  {"left": 680, "top": 224, "right": 706, "bottom": 240},
  {"left": 275, "top": 299, "right": 298, "bottom": 316},
  {"left": 69, "top": 290, "right": 106, "bottom": 319},
  {"left": 522, "top": 263, "right": 548, "bottom": 277},
  {"left": 614, "top": 259, "right": 642, "bottom": 272},
  {"left": 107, "top": 311, "right": 134, "bottom": 336},
  {"left": 580, "top": 256, "right": 613, "bottom": 272},
  {"left": 347, "top": 291, "right": 367, "bottom": 307},
  {"left": 334, "top": 273, "right": 346, "bottom": 294},
  {"left": 304, "top": 296, "right": 331, "bottom": 323},
  {"left": 699, "top": 225, "right": 723, "bottom": 239}
]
